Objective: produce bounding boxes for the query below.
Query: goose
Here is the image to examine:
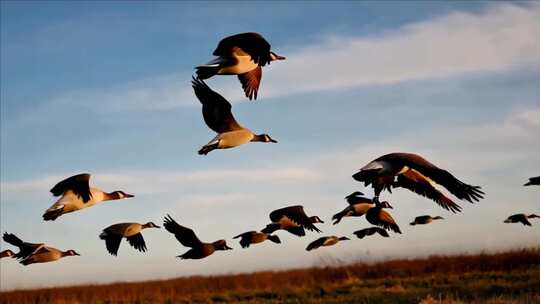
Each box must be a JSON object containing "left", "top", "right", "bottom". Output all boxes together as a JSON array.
[
  {"left": 233, "top": 231, "right": 281, "bottom": 248},
  {"left": 163, "top": 215, "right": 232, "bottom": 259},
  {"left": 2, "top": 232, "right": 79, "bottom": 265},
  {"left": 353, "top": 153, "right": 484, "bottom": 213},
  {"left": 99, "top": 222, "right": 160, "bottom": 256},
  {"left": 410, "top": 215, "right": 444, "bottom": 226},
  {"left": 353, "top": 227, "right": 390, "bottom": 239},
  {"left": 261, "top": 205, "right": 324, "bottom": 237},
  {"left": 504, "top": 214, "right": 539, "bottom": 226},
  {"left": 365, "top": 200, "right": 401, "bottom": 234},
  {"left": 192, "top": 78, "right": 277, "bottom": 155},
  {"left": 43, "top": 173, "right": 134, "bottom": 221},
  {"left": 196, "top": 32, "right": 286, "bottom": 100},
  {"left": 332, "top": 191, "right": 375, "bottom": 224},
  {"left": 306, "top": 236, "right": 349, "bottom": 251},
  {"left": 0, "top": 249, "right": 15, "bottom": 258},
  {"left": 524, "top": 177, "right": 540, "bottom": 186},
  {"left": 3, "top": 233, "right": 45, "bottom": 260}
]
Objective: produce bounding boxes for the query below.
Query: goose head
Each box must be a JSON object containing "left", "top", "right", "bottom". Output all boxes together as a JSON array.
[
  {"left": 252, "top": 134, "right": 277, "bottom": 143},
  {"left": 143, "top": 222, "right": 160, "bottom": 229},
  {"left": 309, "top": 216, "right": 324, "bottom": 224},
  {"left": 64, "top": 250, "right": 81, "bottom": 257},
  {"left": 110, "top": 191, "right": 134, "bottom": 200},
  {"left": 270, "top": 51, "right": 286, "bottom": 61},
  {"left": 213, "top": 240, "right": 233, "bottom": 251}
]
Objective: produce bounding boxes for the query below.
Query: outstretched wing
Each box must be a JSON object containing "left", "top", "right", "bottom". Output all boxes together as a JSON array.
[
  {"left": 394, "top": 169, "right": 463, "bottom": 213},
  {"left": 213, "top": 32, "right": 272, "bottom": 66},
  {"left": 50, "top": 173, "right": 92, "bottom": 203},
  {"left": 306, "top": 237, "right": 327, "bottom": 251},
  {"left": 104, "top": 236, "right": 122, "bottom": 256},
  {"left": 126, "top": 233, "right": 147, "bottom": 253},
  {"left": 354, "top": 227, "right": 390, "bottom": 239},
  {"left": 163, "top": 214, "right": 202, "bottom": 248},
  {"left": 269, "top": 205, "right": 321, "bottom": 233},
  {"left": 192, "top": 77, "right": 242, "bottom": 133},
  {"left": 387, "top": 153, "right": 484, "bottom": 203},
  {"left": 238, "top": 66, "right": 262, "bottom": 100}
]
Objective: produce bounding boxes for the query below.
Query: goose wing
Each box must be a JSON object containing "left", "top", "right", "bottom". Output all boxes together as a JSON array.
[
  {"left": 192, "top": 77, "right": 243, "bottom": 133},
  {"left": 50, "top": 173, "right": 92, "bottom": 203},
  {"left": 384, "top": 153, "right": 484, "bottom": 203},
  {"left": 394, "top": 169, "right": 463, "bottom": 213},
  {"left": 126, "top": 233, "right": 147, "bottom": 253},
  {"left": 163, "top": 214, "right": 202, "bottom": 248},
  {"left": 306, "top": 237, "right": 327, "bottom": 251},
  {"left": 104, "top": 235, "right": 122, "bottom": 256},
  {"left": 238, "top": 66, "right": 262, "bottom": 100},
  {"left": 354, "top": 227, "right": 389, "bottom": 239},
  {"left": 269, "top": 205, "right": 321, "bottom": 233},
  {"left": 2, "top": 233, "right": 43, "bottom": 260},
  {"left": 213, "top": 32, "right": 272, "bottom": 66}
]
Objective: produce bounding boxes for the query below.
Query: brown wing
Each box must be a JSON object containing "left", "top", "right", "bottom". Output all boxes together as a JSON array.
[
  {"left": 306, "top": 237, "right": 328, "bottom": 251},
  {"left": 238, "top": 66, "right": 262, "bottom": 100},
  {"left": 383, "top": 153, "right": 484, "bottom": 203},
  {"left": 213, "top": 32, "right": 272, "bottom": 66},
  {"left": 394, "top": 169, "right": 462, "bottom": 213},
  {"left": 269, "top": 205, "right": 321, "bottom": 233},
  {"left": 367, "top": 208, "right": 401, "bottom": 234},
  {"left": 192, "top": 77, "right": 243, "bottom": 133},
  {"left": 50, "top": 173, "right": 92, "bottom": 203},
  {"left": 163, "top": 215, "right": 202, "bottom": 248}
]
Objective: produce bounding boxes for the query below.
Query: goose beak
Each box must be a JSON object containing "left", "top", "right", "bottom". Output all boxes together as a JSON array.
[
  {"left": 125, "top": 193, "right": 135, "bottom": 198},
  {"left": 270, "top": 139, "right": 277, "bottom": 143},
  {"left": 225, "top": 245, "right": 233, "bottom": 250}
]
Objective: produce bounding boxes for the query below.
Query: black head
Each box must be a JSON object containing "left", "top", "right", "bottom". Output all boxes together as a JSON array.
[
  {"left": 345, "top": 191, "right": 364, "bottom": 199},
  {"left": 214, "top": 240, "right": 233, "bottom": 251},
  {"left": 338, "top": 236, "right": 350, "bottom": 241},
  {"left": 270, "top": 51, "right": 286, "bottom": 61},
  {"left": 144, "top": 222, "right": 160, "bottom": 229},
  {"left": 254, "top": 134, "right": 277, "bottom": 143},
  {"left": 433, "top": 216, "right": 444, "bottom": 220},
  {"left": 111, "top": 191, "right": 134, "bottom": 200},
  {"left": 380, "top": 201, "right": 393, "bottom": 209}
]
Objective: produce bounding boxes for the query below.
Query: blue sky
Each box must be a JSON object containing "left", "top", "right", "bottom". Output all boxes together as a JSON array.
[{"left": 1, "top": 1, "right": 539, "bottom": 290}]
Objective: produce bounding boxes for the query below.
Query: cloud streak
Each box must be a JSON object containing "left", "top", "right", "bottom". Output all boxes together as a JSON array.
[{"left": 49, "top": 3, "right": 540, "bottom": 112}]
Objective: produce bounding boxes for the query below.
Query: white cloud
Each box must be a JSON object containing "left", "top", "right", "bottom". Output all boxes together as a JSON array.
[{"left": 49, "top": 3, "right": 540, "bottom": 111}]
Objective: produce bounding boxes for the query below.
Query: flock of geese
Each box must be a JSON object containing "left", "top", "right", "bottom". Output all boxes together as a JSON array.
[{"left": 1, "top": 33, "right": 538, "bottom": 266}]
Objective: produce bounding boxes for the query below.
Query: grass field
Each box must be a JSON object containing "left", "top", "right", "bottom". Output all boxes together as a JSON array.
[{"left": 1, "top": 248, "right": 539, "bottom": 303}]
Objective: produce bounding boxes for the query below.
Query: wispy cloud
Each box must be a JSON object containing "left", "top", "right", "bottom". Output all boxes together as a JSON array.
[{"left": 48, "top": 3, "right": 540, "bottom": 112}]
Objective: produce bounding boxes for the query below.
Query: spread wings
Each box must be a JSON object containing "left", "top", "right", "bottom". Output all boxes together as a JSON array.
[
  {"left": 353, "top": 227, "right": 389, "bottom": 239},
  {"left": 213, "top": 32, "right": 272, "bottom": 66},
  {"left": 163, "top": 215, "right": 202, "bottom": 248},
  {"left": 50, "top": 173, "right": 92, "bottom": 203},
  {"left": 192, "top": 77, "right": 243, "bottom": 133},
  {"left": 269, "top": 205, "right": 321, "bottom": 233},
  {"left": 394, "top": 169, "right": 463, "bottom": 213},
  {"left": 126, "top": 233, "right": 147, "bottom": 253}
]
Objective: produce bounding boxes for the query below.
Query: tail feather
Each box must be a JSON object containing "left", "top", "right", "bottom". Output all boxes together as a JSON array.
[
  {"left": 195, "top": 66, "right": 220, "bottom": 80},
  {"left": 43, "top": 207, "right": 64, "bottom": 221}
]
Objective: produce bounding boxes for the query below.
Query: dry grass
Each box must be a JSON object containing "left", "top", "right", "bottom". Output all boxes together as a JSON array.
[{"left": 1, "top": 248, "right": 539, "bottom": 303}]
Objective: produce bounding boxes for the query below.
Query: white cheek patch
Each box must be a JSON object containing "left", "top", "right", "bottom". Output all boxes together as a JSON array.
[{"left": 361, "top": 161, "right": 384, "bottom": 171}]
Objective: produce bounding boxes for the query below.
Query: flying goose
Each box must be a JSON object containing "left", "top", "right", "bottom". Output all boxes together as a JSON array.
[
  {"left": 0, "top": 249, "right": 15, "bottom": 258},
  {"left": 504, "top": 214, "right": 540, "bottom": 226},
  {"left": 365, "top": 200, "right": 401, "bottom": 234},
  {"left": 410, "top": 215, "right": 444, "bottom": 226},
  {"left": 261, "top": 205, "right": 324, "bottom": 237},
  {"left": 353, "top": 227, "right": 390, "bottom": 239},
  {"left": 43, "top": 173, "right": 134, "bottom": 221},
  {"left": 2, "top": 233, "right": 79, "bottom": 265},
  {"left": 192, "top": 78, "right": 277, "bottom": 155},
  {"left": 234, "top": 231, "right": 281, "bottom": 248},
  {"left": 196, "top": 32, "right": 286, "bottom": 100},
  {"left": 332, "top": 191, "right": 375, "bottom": 224},
  {"left": 163, "top": 215, "right": 232, "bottom": 259},
  {"left": 99, "top": 222, "right": 160, "bottom": 256},
  {"left": 306, "top": 236, "right": 350, "bottom": 251},
  {"left": 524, "top": 177, "right": 540, "bottom": 186},
  {"left": 353, "top": 153, "right": 484, "bottom": 213}
]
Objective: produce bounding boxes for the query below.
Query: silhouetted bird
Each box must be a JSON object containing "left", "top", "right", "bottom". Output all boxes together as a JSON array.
[
  {"left": 233, "top": 231, "right": 281, "bottom": 248},
  {"left": 306, "top": 236, "right": 349, "bottom": 251},
  {"left": 504, "top": 214, "right": 539, "bottom": 226},
  {"left": 410, "top": 215, "right": 444, "bottom": 226},
  {"left": 353, "top": 227, "right": 390, "bottom": 239}
]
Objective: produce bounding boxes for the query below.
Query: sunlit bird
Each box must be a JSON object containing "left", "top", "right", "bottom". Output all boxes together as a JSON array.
[
  {"left": 43, "top": 173, "right": 134, "bottom": 221},
  {"left": 332, "top": 191, "right": 375, "bottom": 225},
  {"left": 233, "top": 231, "right": 281, "bottom": 248},
  {"left": 410, "top": 215, "right": 444, "bottom": 226},
  {"left": 262, "top": 205, "right": 324, "bottom": 237},
  {"left": 196, "top": 32, "right": 286, "bottom": 100},
  {"left": 99, "top": 222, "right": 160, "bottom": 256},
  {"left": 306, "top": 236, "right": 350, "bottom": 251},
  {"left": 366, "top": 200, "right": 402, "bottom": 234},
  {"left": 2, "top": 233, "right": 79, "bottom": 266},
  {"left": 504, "top": 214, "right": 540, "bottom": 226},
  {"left": 163, "top": 214, "right": 232, "bottom": 259},
  {"left": 353, "top": 227, "right": 390, "bottom": 239},
  {"left": 192, "top": 78, "right": 277, "bottom": 155},
  {"left": 524, "top": 176, "right": 540, "bottom": 186},
  {"left": 353, "top": 153, "right": 484, "bottom": 213}
]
